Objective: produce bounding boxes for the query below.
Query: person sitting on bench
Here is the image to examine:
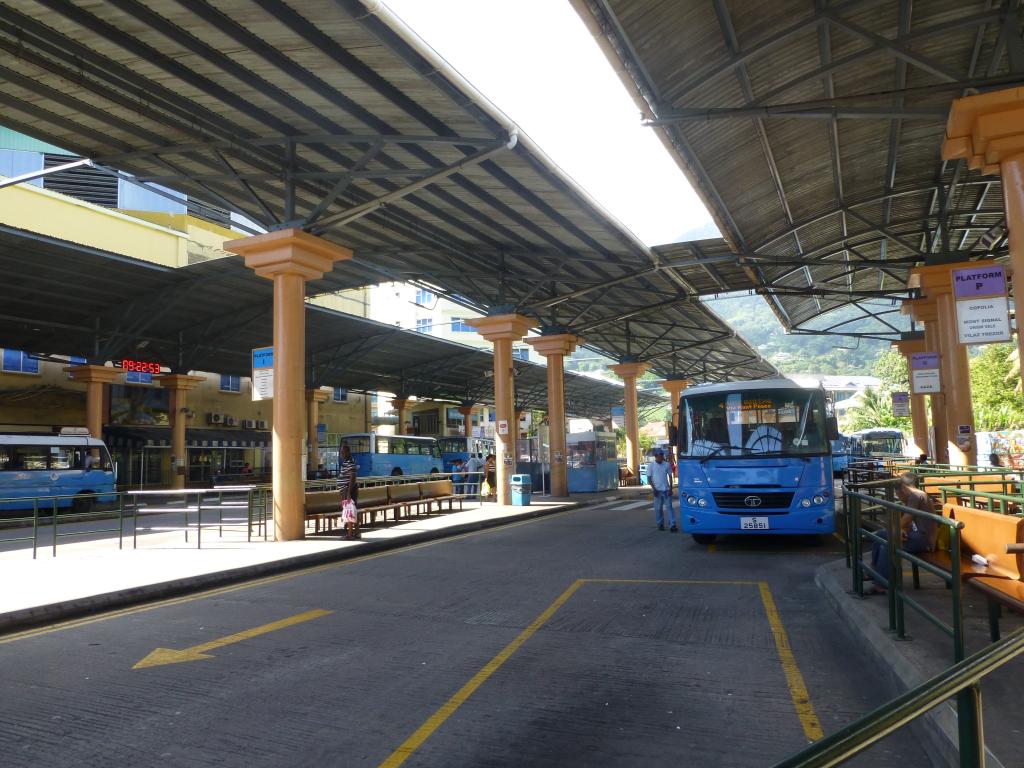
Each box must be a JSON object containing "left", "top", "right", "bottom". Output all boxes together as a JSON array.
[{"left": 868, "top": 473, "right": 937, "bottom": 594}]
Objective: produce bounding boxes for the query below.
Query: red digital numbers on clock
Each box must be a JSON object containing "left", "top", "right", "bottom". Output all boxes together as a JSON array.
[{"left": 120, "top": 359, "right": 161, "bottom": 374}]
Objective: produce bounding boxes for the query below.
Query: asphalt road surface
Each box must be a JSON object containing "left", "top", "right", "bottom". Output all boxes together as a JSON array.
[{"left": 0, "top": 498, "right": 929, "bottom": 767}]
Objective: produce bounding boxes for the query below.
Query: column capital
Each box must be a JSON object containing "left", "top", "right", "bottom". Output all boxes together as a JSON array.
[
  {"left": 64, "top": 364, "right": 121, "bottom": 385},
  {"left": 306, "top": 388, "right": 331, "bottom": 404},
  {"left": 660, "top": 378, "right": 690, "bottom": 393},
  {"left": 942, "top": 88, "right": 1024, "bottom": 172},
  {"left": 610, "top": 361, "right": 650, "bottom": 379},
  {"left": 466, "top": 313, "right": 532, "bottom": 342},
  {"left": 892, "top": 338, "right": 926, "bottom": 356},
  {"left": 908, "top": 259, "right": 997, "bottom": 297},
  {"left": 525, "top": 333, "right": 579, "bottom": 357},
  {"left": 391, "top": 396, "right": 411, "bottom": 407},
  {"left": 901, "top": 297, "right": 939, "bottom": 325},
  {"left": 227, "top": 227, "right": 353, "bottom": 280},
  {"left": 155, "top": 373, "right": 206, "bottom": 391}
]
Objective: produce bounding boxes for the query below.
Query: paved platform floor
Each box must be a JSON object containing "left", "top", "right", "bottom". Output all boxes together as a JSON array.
[
  {"left": 818, "top": 557, "right": 1024, "bottom": 768},
  {"left": 0, "top": 495, "right": 928, "bottom": 767}
]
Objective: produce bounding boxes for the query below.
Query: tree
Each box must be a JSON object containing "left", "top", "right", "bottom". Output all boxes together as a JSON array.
[
  {"left": 872, "top": 349, "right": 909, "bottom": 392},
  {"left": 969, "top": 343, "right": 1024, "bottom": 430},
  {"left": 842, "top": 388, "right": 908, "bottom": 432}
]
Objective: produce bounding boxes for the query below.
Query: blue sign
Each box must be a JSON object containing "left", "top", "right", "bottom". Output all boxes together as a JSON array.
[
  {"left": 317, "top": 423, "right": 327, "bottom": 433},
  {"left": 252, "top": 347, "right": 274, "bottom": 369}
]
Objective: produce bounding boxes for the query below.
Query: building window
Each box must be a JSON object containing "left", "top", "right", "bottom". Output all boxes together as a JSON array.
[
  {"left": 513, "top": 347, "right": 530, "bottom": 361},
  {"left": 1, "top": 349, "right": 39, "bottom": 374},
  {"left": 333, "top": 387, "right": 347, "bottom": 403},
  {"left": 451, "top": 318, "right": 472, "bottom": 333},
  {"left": 125, "top": 371, "right": 153, "bottom": 385},
  {"left": 415, "top": 289, "right": 435, "bottom": 306},
  {"left": 220, "top": 374, "right": 241, "bottom": 393},
  {"left": 415, "top": 318, "right": 433, "bottom": 333}
]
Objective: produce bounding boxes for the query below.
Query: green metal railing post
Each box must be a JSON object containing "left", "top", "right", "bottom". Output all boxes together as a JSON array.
[
  {"left": 851, "top": 493, "right": 863, "bottom": 596},
  {"left": 117, "top": 492, "right": 125, "bottom": 550},
  {"left": 885, "top": 506, "right": 898, "bottom": 633},
  {"left": 51, "top": 497, "right": 58, "bottom": 557},
  {"left": 951, "top": 528, "right": 966, "bottom": 663},
  {"left": 841, "top": 491, "right": 850, "bottom": 568},
  {"left": 956, "top": 683, "right": 985, "bottom": 768},
  {"left": 197, "top": 493, "right": 202, "bottom": 549}
]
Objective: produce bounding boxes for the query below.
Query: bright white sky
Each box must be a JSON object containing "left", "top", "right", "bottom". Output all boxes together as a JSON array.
[{"left": 383, "top": 0, "right": 718, "bottom": 246}]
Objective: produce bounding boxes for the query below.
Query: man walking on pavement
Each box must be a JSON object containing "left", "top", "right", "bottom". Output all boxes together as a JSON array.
[{"left": 647, "top": 449, "right": 677, "bottom": 532}]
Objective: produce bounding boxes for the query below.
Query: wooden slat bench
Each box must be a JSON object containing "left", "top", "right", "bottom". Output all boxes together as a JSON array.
[
  {"left": 304, "top": 478, "right": 471, "bottom": 534},
  {"left": 304, "top": 485, "right": 393, "bottom": 533},
  {"left": 917, "top": 503, "right": 1024, "bottom": 641},
  {"left": 920, "top": 475, "right": 1015, "bottom": 505},
  {"left": 417, "top": 479, "right": 466, "bottom": 515}
]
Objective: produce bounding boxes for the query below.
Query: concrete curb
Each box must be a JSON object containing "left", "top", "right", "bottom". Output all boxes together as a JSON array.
[
  {"left": 0, "top": 495, "right": 621, "bottom": 636},
  {"left": 814, "top": 560, "right": 1005, "bottom": 768}
]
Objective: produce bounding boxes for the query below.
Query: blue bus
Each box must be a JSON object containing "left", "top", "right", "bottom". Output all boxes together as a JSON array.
[
  {"left": 850, "top": 427, "right": 905, "bottom": 466},
  {"left": 676, "top": 379, "right": 838, "bottom": 544},
  {"left": 567, "top": 430, "right": 618, "bottom": 492},
  {"left": 337, "top": 433, "right": 442, "bottom": 477},
  {"left": 831, "top": 434, "right": 859, "bottom": 477},
  {"left": 0, "top": 432, "right": 117, "bottom": 513},
  {"left": 438, "top": 436, "right": 495, "bottom": 473}
]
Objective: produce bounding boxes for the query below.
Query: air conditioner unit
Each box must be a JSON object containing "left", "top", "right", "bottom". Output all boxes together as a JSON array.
[
  {"left": 224, "top": 416, "right": 237, "bottom": 427},
  {"left": 256, "top": 419, "right": 269, "bottom": 430},
  {"left": 207, "top": 412, "right": 224, "bottom": 425},
  {"left": 242, "top": 419, "right": 257, "bottom": 430}
]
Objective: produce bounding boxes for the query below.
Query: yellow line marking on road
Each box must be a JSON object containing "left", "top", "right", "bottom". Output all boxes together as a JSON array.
[
  {"left": 379, "top": 579, "right": 586, "bottom": 768},
  {"left": 379, "top": 578, "right": 822, "bottom": 766},
  {"left": 133, "top": 609, "right": 333, "bottom": 669},
  {"left": 0, "top": 508, "right": 581, "bottom": 645},
  {"left": 758, "top": 581, "right": 825, "bottom": 742}
]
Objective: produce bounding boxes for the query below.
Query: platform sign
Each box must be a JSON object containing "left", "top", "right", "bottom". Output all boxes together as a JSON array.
[
  {"left": 497, "top": 419, "right": 509, "bottom": 436},
  {"left": 953, "top": 266, "right": 1011, "bottom": 345},
  {"left": 611, "top": 406, "right": 625, "bottom": 429},
  {"left": 252, "top": 346, "right": 273, "bottom": 401},
  {"left": 891, "top": 392, "right": 910, "bottom": 418},
  {"left": 910, "top": 353, "right": 941, "bottom": 394}
]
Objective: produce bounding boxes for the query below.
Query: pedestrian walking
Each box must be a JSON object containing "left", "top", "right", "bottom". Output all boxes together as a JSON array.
[
  {"left": 647, "top": 450, "right": 677, "bottom": 532},
  {"left": 465, "top": 452, "right": 485, "bottom": 496}
]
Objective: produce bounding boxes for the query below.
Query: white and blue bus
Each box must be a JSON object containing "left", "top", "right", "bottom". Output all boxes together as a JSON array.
[
  {"left": 0, "top": 431, "right": 117, "bottom": 513},
  {"left": 438, "top": 436, "right": 495, "bottom": 473},
  {"left": 337, "top": 433, "right": 443, "bottom": 477},
  {"left": 676, "top": 379, "right": 838, "bottom": 544},
  {"left": 850, "top": 427, "right": 906, "bottom": 465}
]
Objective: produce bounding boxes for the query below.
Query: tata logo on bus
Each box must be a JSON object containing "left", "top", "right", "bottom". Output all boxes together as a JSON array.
[{"left": 744, "top": 495, "right": 762, "bottom": 508}]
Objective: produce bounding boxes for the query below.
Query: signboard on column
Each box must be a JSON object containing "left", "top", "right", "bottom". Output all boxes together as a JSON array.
[
  {"left": 910, "top": 353, "right": 941, "bottom": 394},
  {"left": 891, "top": 392, "right": 910, "bottom": 418},
  {"left": 252, "top": 346, "right": 274, "bottom": 401},
  {"left": 952, "top": 265, "right": 1011, "bottom": 344}
]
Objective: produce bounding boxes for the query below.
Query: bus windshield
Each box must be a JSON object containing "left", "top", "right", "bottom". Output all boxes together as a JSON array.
[
  {"left": 682, "top": 388, "right": 829, "bottom": 458},
  {"left": 859, "top": 434, "right": 902, "bottom": 455}
]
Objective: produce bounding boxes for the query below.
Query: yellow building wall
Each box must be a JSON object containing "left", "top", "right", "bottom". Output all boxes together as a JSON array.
[{"left": 0, "top": 181, "right": 186, "bottom": 266}]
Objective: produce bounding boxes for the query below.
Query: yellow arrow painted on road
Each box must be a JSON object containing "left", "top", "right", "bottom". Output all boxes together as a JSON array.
[{"left": 132, "top": 609, "right": 333, "bottom": 669}]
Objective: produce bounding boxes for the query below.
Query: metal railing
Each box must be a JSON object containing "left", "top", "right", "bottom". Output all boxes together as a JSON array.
[
  {"left": 772, "top": 625, "right": 1024, "bottom": 768},
  {"left": 937, "top": 486, "right": 1023, "bottom": 516}
]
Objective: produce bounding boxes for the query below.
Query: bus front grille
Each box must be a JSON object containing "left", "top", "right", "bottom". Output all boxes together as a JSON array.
[{"left": 712, "top": 492, "right": 795, "bottom": 511}]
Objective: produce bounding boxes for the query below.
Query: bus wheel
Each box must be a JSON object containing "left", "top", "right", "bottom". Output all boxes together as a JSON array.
[
  {"left": 390, "top": 468, "right": 403, "bottom": 477},
  {"left": 72, "top": 494, "right": 93, "bottom": 514},
  {"left": 692, "top": 534, "right": 716, "bottom": 546}
]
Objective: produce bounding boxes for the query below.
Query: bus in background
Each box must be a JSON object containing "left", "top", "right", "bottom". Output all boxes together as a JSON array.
[
  {"left": 438, "top": 436, "right": 495, "bottom": 473},
  {"left": 566, "top": 430, "right": 618, "bottom": 492},
  {"left": 676, "top": 379, "right": 838, "bottom": 544},
  {"left": 850, "top": 427, "right": 905, "bottom": 467},
  {"left": 336, "top": 433, "right": 442, "bottom": 477},
  {"left": 830, "top": 434, "right": 862, "bottom": 477},
  {"left": 0, "top": 430, "right": 116, "bottom": 513}
]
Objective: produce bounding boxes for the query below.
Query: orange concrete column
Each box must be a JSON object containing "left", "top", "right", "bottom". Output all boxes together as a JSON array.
[
  {"left": 64, "top": 365, "right": 119, "bottom": 439},
  {"left": 467, "top": 314, "right": 532, "bottom": 506},
  {"left": 457, "top": 404, "right": 475, "bottom": 436},
  {"left": 942, "top": 89, "right": 1024, "bottom": 392},
  {"left": 155, "top": 373, "right": 205, "bottom": 489},
  {"left": 526, "top": 333, "right": 579, "bottom": 498},
  {"left": 610, "top": 361, "right": 650, "bottom": 475},
  {"left": 892, "top": 340, "right": 928, "bottom": 458},
  {"left": 392, "top": 397, "right": 410, "bottom": 435},
  {"left": 908, "top": 263, "right": 994, "bottom": 467},
  {"left": 660, "top": 378, "right": 689, "bottom": 462},
  {"left": 227, "top": 228, "right": 352, "bottom": 541},
  {"left": 306, "top": 388, "right": 330, "bottom": 477}
]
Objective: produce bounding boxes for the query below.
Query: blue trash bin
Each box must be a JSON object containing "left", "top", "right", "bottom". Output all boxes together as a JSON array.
[{"left": 510, "top": 473, "right": 532, "bottom": 506}]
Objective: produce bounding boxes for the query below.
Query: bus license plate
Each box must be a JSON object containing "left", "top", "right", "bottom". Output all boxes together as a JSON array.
[{"left": 740, "top": 517, "right": 770, "bottom": 530}]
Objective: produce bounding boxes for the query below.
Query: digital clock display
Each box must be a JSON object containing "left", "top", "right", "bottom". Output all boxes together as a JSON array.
[{"left": 119, "top": 359, "right": 162, "bottom": 375}]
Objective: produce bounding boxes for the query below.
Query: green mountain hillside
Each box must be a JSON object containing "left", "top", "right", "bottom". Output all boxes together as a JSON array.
[{"left": 704, "top": 294, "right": 889, "bottom": 374}]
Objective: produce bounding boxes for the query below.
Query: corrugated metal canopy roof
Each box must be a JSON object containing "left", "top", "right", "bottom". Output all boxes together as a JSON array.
[
  {"left": 0, "top": 225, "right": 663, "bottom": 419},
  {"left": 0, "top": 0, "right": 775, "bottom": 381},
  {"left": 574, "top": 0, "right": 1020, "bottom": 340}
]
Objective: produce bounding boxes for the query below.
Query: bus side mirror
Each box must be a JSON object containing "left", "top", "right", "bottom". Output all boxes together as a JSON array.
[
  {"left": 668, "top": 424, "right": 678, "bottom": 446},
  {"left": 826, "top": 416, "right": 840, "bottom": 441}
]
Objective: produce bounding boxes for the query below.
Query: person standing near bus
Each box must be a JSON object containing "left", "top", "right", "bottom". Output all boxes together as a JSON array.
[
  {"left": 338, "top": 445, "right": 358, "bottom": 505},
  {"left": 647, "top": 450, "right": 677, "bottom": 532},
  {"left": 465, "top": 452, "right": 485, "bottom": 497}
]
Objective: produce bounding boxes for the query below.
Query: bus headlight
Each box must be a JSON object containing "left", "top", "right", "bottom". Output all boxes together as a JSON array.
[
  {"left": 686, "top": 496, "right": 698, "bottom": 506},
  {"left": 800, "top": 498, "right": 812, "bottom": 508},
  {"left": 697, "top": 498, "right": 707, "bottom": 507},
  {"left": 812, "top": 494, "right": 826, "bottom": 505}
]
